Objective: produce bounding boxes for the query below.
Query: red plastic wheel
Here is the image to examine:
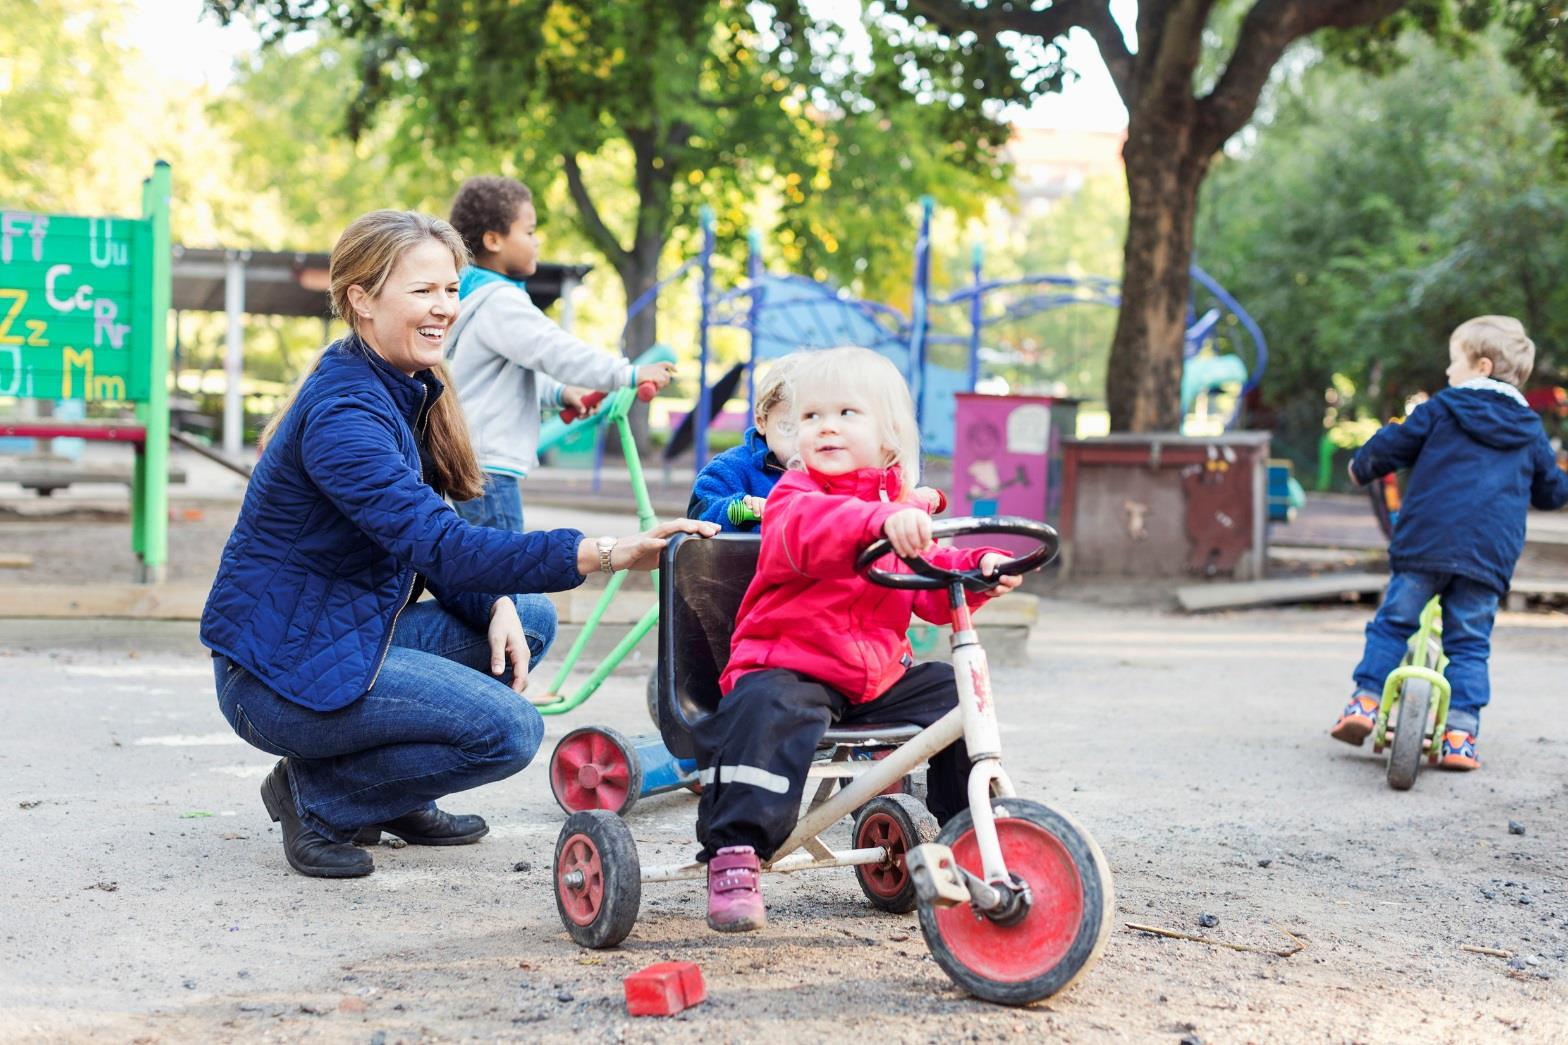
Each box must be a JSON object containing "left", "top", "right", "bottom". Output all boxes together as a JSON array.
[
  {"left": 550, "top": 727, "right": 643, "bottom": 815},
  {"left": 852, "top": 794, "right": 937, "bottom": 914},
  {"left": 557, "top": 832, "right": 605, "bottom": 927},
  {"left": 553, "top": 811, "right": 642, "bottom": 948},
  {"left": 918, "top": 798, "right": 1113, "bottom": 1005},
  {"left": 859, "top": 812, "right": 912, "bottom": 899}
]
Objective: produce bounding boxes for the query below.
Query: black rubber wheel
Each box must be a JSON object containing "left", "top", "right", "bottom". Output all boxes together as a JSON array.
[
  {"left": 1387, "top": 680, "right": 1430, "bottom": 791},
  {"left": 645, "top": 667, "right": 660, "bottom": 729},
  {"left": 549, "top": 727, "right": 643, "bottom": 816},
  {"left": 554, "top": 810, "right": 642, "bottom": 949},
  {"left": 917, "top": 798, "right": 1114, "bottom": 1006},
  {"left": 853, "top": 794, "right": 940, "bottom": 913}
]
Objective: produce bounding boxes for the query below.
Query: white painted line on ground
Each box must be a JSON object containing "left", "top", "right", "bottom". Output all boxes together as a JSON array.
[{"left": 133, "top": 732, "right": 244, "bottom": 746}]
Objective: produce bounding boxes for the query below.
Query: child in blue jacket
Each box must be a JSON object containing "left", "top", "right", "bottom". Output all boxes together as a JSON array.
[
  {"left": 687, "top": 356, "right": 804, "bottom": 531},
  {"left": 688, "top": 353, "right": 946, "bottom": 530},
  {"left": 1332, "top": 316, "right": 1568, "bottom": 769}
]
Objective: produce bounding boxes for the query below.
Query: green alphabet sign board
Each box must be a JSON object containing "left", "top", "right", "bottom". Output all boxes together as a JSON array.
[{"left": 0, "top": 162, "right": 172, "bottom": 580}]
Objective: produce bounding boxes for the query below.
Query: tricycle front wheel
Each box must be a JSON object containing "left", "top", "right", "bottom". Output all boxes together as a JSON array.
[{"left": 918, "top": 798, "right": 1113, "bottom": 1006}]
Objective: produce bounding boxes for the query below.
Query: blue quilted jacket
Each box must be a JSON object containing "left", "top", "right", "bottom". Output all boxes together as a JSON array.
[{"left": 201, "top": 335, "right": 587, "bottom": 711}]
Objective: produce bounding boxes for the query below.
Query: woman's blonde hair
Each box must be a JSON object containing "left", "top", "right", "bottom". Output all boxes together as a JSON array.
[
  {"left": 789, "top": 346, "right": 922, "bottom": 493},
  {"left": 261, "top": 210, "right": 484, "bottom": 501}
]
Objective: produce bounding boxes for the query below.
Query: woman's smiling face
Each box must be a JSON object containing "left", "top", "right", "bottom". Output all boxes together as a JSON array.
[{"left": 350, "top": 238, "right": 462, "bottom": 376}]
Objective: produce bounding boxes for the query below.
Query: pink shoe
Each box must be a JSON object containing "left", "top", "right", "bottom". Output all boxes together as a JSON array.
[{"left": 706, "top": 845, "right": 765, "bottom": 933}]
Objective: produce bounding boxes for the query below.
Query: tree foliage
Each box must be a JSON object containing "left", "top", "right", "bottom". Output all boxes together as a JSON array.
[
  {"left": 205, "top": 0, "right": 1007, "bottom": 357},
  {"left": 863, "top": 0, "right": 1568, "bottom": 431},
  {"left": 1198, "top": 31, "right": 1568, "bottom": 470}
]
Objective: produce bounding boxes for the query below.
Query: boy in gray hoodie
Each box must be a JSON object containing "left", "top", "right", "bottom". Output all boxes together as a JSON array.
[{"left": 446, "top": 176, "right": 675, "bottom": 530}]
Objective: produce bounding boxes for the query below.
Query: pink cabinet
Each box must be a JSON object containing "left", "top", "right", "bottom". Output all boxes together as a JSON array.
[{"left": 951, "top": 393, "right": 1078, "bottom": 556}]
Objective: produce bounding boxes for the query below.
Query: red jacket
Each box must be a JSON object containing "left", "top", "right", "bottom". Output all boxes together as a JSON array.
[{"left": 720, "top": 465, "right": 1002, "bottom": 704}]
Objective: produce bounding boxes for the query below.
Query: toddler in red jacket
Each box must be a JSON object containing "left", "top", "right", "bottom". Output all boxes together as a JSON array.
[{"left": 693, "top": 346, "right": 1021, "bottom": 933}]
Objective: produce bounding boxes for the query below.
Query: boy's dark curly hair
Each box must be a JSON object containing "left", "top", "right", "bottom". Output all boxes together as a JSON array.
[{"left": 449, "top": 176, "right": 533, "bottom": 258}]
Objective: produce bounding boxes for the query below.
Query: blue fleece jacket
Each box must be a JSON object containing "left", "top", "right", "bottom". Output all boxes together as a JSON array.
[
  {"left": 1351, "top": 380, "right": 1568, "bottom": 595},
  {"left": 687, "top": 427, "right": 787, "bottom": 532}
]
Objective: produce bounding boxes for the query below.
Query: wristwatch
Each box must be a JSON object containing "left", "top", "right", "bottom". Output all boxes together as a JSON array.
[{"left": 596, "top": 536, "right": 616, "bottom": 574}]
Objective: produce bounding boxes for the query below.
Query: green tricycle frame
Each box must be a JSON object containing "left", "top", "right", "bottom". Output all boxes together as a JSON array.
[
  {"left": 529, "top": 344, "right": 672, "bottom": 716},
  {"left": 1370, "top": 596, "right": 1452, "bottom": 790}
]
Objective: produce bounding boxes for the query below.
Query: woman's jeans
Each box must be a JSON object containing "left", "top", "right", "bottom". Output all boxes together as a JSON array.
[
  {"left": 213, "top": 594, "right": 556, "bottom": 842},
  {"left": 452, "top": 472, "right": 525, "bottom": 532},
  {"left": 1351, "top": 570, "right": 1500, "bottom": 735}
]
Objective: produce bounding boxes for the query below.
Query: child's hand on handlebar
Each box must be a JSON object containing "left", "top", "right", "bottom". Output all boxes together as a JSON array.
[
  {"left": 979, "top": 552, "right": 1022, "bottom": 594},
  {"left": 883, "top": 508, "right": 935, "bottom": 559},
  {"left": 912, "top": 486, "right": 946, "bottom": 514},
  {"left": 637, "top": 362, "right": 677, "bottom": 390},
  {"left": 742, "top": 495, "right": 767, "bottom": 518},
  {"left": 561, "top": 386, "right": 601, "bottom": 420}
]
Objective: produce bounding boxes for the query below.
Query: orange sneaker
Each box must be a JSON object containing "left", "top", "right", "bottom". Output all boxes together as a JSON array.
[
  {"left": 1437, "top": 730, "right": 1479, "bottom": 771},
  {"left": 1330, "top": 693, "right": 1380, "bottom": 746}
]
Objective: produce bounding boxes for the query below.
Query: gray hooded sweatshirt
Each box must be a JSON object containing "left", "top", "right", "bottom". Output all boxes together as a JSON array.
[{"left": 446, "top": 281, "right": 635, "bottom": 478}]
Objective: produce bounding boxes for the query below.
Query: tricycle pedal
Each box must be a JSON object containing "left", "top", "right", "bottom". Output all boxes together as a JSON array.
[{"left": 907, "top": 843, "right": 969, "bottom": 908}]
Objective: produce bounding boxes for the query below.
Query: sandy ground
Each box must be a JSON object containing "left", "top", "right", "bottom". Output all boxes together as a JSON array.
[
  {"left": 1, "top": 449, "right": 1565, "bottom": 1042},
  {"left": 2, "top": 598, "right": 1565, "bottom": 1044}
]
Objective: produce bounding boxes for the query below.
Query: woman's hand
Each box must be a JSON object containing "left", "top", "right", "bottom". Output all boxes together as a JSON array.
[
  {"left": 883, "top": 508, "right": 934, "bottom": 559},
  {"left": 488, "top": 597, "right": 531, "bottom": 694},
  {"left": 979, "top": 552, "right": 1023, "bottom": 595},
  {"left": 636, "top": 361, "right": 677, "bottom": 390},
  {"left": 576, "top": 519, "right": 720, "bottom": 575}
]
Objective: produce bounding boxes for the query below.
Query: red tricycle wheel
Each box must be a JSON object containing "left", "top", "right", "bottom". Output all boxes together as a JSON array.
[
  {"left": 853, "top": 794, "right": 938, "bottom": 913},
  {"left": 553, "top": 811, "right": 641, "bottom": 949},
  {"left": 550, "top": 726, "right": 644, "bottom": 815},
  {"left": 556, "top": 832, "right": 605, "bottom": 927},
  {"left": 918, "top": 798, "right": 1113, "bottom": 1006}
]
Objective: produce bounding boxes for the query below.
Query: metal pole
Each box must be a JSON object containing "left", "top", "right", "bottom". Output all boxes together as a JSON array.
[
  {"left": 746, "top": 228, "right": 762, "bottom": 420},
  {"left": 559, "top": 272, "right": 578, "bottom": 333},
  {"left": 222, "top": 250, "right": 247, "bottom": 458},
  {"left": 695, "top": 206, "right": 715, "bottom": 472},
  {"left": 135, "top": 161, "right": 173, "bottom": 583},
  {"left": 909, "top": 196, "right": 933, "bottom": 433},
  {"left": 968, "top": 242, "right": 984, "bottom": 391}
]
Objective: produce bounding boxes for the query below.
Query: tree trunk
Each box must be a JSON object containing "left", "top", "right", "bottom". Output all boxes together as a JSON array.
[
  {"left": 616, "top": 231, "right": 663, "bottom": 454},
  {"left": 1105, "top": 113, "right": 1210, "bottom": 432}
]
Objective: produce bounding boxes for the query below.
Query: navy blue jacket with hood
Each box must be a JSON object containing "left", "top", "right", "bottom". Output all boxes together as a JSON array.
[
  {"left": 201, "top": 335, "right": 587, "bottom": 711},
  {"left": 1351, "top": 380, "right": 1568, "bottom": 595},
  {"left": 686, "top": 426, "right": 787, "bottom": 532}
]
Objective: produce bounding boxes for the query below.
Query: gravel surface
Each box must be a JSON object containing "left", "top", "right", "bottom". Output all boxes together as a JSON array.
[{"left": 3, "top": 596, "right": 1565, "bottom": 1043}]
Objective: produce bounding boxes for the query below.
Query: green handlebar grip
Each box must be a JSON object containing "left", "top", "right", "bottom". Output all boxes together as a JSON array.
[{"left": 727, "top": 499, "right": 761, "bottom": 526}]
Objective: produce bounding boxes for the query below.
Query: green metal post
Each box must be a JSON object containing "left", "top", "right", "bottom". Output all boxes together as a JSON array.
[{"left": 134, "top": 162, "right": 172, "bottom": 582}]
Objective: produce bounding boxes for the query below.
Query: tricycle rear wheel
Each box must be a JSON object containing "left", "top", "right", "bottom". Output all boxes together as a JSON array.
[
  {"left": 554, "top": 810, "right": 641, "bottom": 949},
  {"left": 1387, "top": 681, "right": 1430, "bottom": 791}
]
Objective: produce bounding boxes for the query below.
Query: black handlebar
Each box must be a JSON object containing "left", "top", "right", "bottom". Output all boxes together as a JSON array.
[{"left": 856, "top": 516, "right": 1059, "bottom": 591}]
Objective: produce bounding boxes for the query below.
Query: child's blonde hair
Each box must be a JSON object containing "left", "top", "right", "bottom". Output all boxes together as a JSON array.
[
  {"left": 1451, "top": 315, "right": 1535, "bottom": 387},
  {"left": 789, "top": 346, "right": 922, "bottom": 488},
  {"left": 753, "top": 354, "right": 803, "bottom": 429}
]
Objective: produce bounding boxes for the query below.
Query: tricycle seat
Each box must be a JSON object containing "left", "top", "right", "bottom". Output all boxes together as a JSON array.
[{"left": 656, "top": 533, "right": 921, "bottom": 759}]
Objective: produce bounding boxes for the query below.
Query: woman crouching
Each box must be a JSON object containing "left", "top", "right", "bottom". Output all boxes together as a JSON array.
[{"left": 201, "top": 209, "right": 715, "bottom": 878}]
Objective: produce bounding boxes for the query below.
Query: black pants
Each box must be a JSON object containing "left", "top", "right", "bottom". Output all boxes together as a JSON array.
[{"left": 693, "top": 662, "right": 969, "bottom": 861}]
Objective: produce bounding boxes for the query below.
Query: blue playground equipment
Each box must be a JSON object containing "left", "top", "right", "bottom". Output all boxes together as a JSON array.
[{"left": 600, "top": 199, "right": 1271, "bottom": 473}]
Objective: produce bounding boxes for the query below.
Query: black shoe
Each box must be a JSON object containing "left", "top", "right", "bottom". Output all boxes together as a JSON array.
[
  {"left": 260, "top": 761, "right": 374, "bottom": 878},
  {"left": 351, "top": 827, "right": 382, "bottom": 846},
  {"left": 366, "top": 806, "right": 489, "bottom": 846}
]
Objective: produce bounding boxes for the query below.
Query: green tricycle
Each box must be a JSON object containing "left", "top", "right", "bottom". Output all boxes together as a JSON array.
[{"left": 1367, "top": 473, "right": 1452, "bottom": 791}]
